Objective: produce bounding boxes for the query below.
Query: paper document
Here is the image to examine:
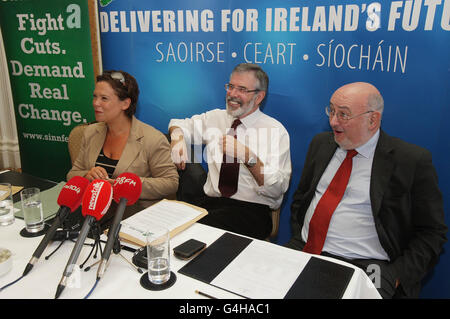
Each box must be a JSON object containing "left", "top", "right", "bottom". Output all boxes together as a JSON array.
[
  {"left": 11, "top": 186, "right": 23, "bottom": 196},
  {"left": 210, "top": 240, "right": 309, "bottom": 299},
  {"left": 119, "top": 199, "right": 208, "bottom": 246},
  {"left": 0, "top": 186, "right": 22, "bottom": 198}
]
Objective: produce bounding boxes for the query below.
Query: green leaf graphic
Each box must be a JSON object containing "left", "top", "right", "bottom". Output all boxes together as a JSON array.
[{"left": 99, "top": 0, "right": 113, "bottom": 7}]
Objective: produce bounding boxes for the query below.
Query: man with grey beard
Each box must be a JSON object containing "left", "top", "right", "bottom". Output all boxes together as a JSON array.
[{"left": 169, "top": 63, "right": 291, "bottom": 240}]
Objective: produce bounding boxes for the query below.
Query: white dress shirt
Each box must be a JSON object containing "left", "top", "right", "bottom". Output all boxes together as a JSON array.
[
  {"left": 169, "top": 108, "right": 292, "bottom": 209},
  {"left": 301, "top": 130, "right": 389, "bottom": 260}
]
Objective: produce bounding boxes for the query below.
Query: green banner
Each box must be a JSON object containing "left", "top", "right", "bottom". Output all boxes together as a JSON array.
[{"left": 0, "top": 0, "right": 96, "bottom": 182}]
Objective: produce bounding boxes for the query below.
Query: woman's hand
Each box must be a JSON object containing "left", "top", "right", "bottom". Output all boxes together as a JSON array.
[{"left": 85, "top": 166, "right": 109, "bottom": 181}]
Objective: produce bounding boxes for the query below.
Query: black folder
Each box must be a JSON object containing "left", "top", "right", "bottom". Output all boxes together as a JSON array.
[
  {"left": 178, "top": 232, "right": 252, "bottom": 283},
  {"left": 178, "top": 232, "right": 355, "bottom": 299},
  {"left": 284, "top": 256, "right": 355, "bottom": 299}
]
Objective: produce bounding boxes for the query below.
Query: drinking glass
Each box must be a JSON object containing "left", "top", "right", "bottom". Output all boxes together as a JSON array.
[
  {"left": 20, "top": 188, "right": 44, "bottom": 233},
  {"left": 146, "top": 225, "right": 171, "bottom": 285}
]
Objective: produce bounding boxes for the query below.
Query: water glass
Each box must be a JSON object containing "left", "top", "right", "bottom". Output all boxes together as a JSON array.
[
  {"left": 146, "top": 225, "right": 171, "bottom": 285},
  {"left": 0, "top": 183, "right": 14, "bottom": 226},
  {"left": 20, "top": 188, "right": 44, "bottom": 233}
]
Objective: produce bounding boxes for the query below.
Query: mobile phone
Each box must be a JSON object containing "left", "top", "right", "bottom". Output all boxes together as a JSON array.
[{"left": 173, "top": 239, "right": 206, "bottom": 260}]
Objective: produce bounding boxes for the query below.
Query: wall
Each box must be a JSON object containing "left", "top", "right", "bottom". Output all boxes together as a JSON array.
[{"left": 97, "top": 0, "right": 450, "bottom": 298}]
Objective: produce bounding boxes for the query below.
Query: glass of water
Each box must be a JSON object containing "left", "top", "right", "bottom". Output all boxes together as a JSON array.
[
  {"left": 0, "top": 183, "right": 14, "bottom": 226},
  {"left": 20, "top": 188, "right": 44, "bottom": 233},
  {"left": 146, "top": 225, "right": 171, "bottom": 285}
]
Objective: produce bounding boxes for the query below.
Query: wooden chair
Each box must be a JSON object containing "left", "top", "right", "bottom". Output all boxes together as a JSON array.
[{"left": 267, "top": 208, "right": 281, "bottom": 241}]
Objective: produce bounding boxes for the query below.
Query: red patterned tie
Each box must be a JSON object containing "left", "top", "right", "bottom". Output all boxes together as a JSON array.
[
  {"left": 218, "top": 119, "right": 242, "bottom": 197},
  {"left": 303, "top": 149, "right": 358, "bottom": 254}
]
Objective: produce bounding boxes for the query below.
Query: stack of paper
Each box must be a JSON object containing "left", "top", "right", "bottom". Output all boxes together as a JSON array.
[{"left": 119, "top": 199, "right": 208, "bottom": 246}]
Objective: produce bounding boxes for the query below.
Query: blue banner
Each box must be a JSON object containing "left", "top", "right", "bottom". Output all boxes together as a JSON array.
[{"left": 98, "top": 0, "right": 450, "bottom": 297}]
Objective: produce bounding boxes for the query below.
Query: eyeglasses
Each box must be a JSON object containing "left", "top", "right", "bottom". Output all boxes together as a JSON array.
[
  {"left": 109, "top": 71, "right": 125, "bottom": 85},
  {"left": 225, "top": 83, "right": 259, "bottom": 94},
  {"left": 325, "top": 106, "right": 374, "bottom": 122}
]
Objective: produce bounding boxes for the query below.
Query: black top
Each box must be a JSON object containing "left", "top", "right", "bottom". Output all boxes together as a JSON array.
[{"left": 95, "top": 149, "right": 119, "bottom": 178}]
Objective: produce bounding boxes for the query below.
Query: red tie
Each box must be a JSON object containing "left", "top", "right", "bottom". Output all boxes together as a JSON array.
[
  {"left": 218, "top": 119, "right": 242, "bottom": 197},
  {"left": 303, "top": 149, "right": 358, "bottom": 255}
]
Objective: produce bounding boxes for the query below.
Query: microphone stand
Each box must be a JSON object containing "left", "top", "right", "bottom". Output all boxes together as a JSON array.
[
  {"left": 112, "top": 225, "right": 143, "bottom": 274},
  {"left": 80, "top": 223, "right": 103, "bottom": 271},
  {"left": 45, "top": 228, "right": 80, "bottom": 261},
  {"left": 83, "top": 225, "right": 142, "bottom": 299},
  {"left": 45, "top": 212, "right": 84, "bottom": 260},
  {"left": 44, "top": 239, "right": 66, "bottom": 261},
  {"left": 84, "top": 224, "right": 142, "bottom": 275}
]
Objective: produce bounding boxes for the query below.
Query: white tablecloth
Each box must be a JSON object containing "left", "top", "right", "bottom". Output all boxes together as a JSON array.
[{"left": 0, "top": 218, "right": 381, "bottom": 299}]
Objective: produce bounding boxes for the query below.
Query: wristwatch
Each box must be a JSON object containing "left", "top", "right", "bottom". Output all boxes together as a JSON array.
[{"left": 246, "top": 155, "right": 257, "bottom": 167}]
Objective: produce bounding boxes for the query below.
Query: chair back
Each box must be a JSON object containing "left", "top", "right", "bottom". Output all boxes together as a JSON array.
[
  {"left": 68, "top": 123, "right": 89, "bottom": 164},
  {"left": 267, "top": 208, "right": 281, "bottom": 241},
  {"left": 164, "top": 133, "right": 207, "bottom": 203}
]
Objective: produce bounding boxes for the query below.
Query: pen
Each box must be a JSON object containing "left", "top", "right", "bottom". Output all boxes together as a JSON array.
[{"left": 195, "top": 289, "right": 217, "bottom": 299}]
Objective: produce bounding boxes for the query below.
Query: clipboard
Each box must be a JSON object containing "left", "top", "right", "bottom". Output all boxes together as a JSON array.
[
  {"left": 118, "top": 199, "right": 208, "bottom": 246},
  {"left": 12, "top": 185, "right": 23, "bottom": 195}
]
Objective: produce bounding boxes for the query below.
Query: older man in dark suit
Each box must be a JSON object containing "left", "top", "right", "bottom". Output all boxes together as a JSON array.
[{"left": 287, "top": 82, "right": 447, "bottom": 298}]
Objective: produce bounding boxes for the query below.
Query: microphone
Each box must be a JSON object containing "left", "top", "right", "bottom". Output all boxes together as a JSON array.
[
  {"left": 97, "top": 173, "right": 142, "bottom": 280},
  {"left": 51, "top": 230, "right": 80, "bottom": 241},
  {"left": 55, "top": 179, "right": 112, "bottom": 299},
  {"left": 23, "top": 176, "right": 89, "bottom": 276}
]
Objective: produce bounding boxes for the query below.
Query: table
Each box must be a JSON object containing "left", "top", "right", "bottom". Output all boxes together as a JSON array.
[
  {"left": 0, "top": 170, "right": 56, "bottom": 202},
  {"left": 0, "top": 221, "right": 381, "bottom": 299},
  {"left": 0, "top": 170, "right": 381, "bottom": 300}
]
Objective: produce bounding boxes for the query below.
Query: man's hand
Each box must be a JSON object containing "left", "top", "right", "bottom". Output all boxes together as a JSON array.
[
  {"left": 220, "top": 135, "right": 264, "bottom": 186},
  {"left": 220, "top": 135, "right": 248, "bottom": 163},
  {"left": 170, "top": 127, "right": 188, "bottom": 170}
]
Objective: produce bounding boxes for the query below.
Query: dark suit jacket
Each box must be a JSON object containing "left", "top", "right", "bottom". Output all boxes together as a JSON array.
[{"left": 287, "top": 130, "right": 447, "bottom": 297}]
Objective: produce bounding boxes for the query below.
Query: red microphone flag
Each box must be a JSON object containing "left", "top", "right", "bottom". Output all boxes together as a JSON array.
[
  {"left": 57, "top": 176, "right": 90, "bottom": 212},
  {"left": 113, "top": 172, "right": 142, "bottom": 206},
  {"left": 81, "top": 179, "right": 113, "bottom": 220}
]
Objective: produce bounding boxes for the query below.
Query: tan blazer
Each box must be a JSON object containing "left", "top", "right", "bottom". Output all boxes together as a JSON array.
[{"left": 67, "top": 116, "right": 179, "bottom": 202}]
